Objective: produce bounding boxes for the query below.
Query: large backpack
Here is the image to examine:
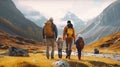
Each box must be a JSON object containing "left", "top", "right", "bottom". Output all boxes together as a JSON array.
[
  {"left": 67, "top": 23, "right": 74, "bottom": 38},
  {"left": 44, "top": 21, "right": 54, "bottom": 36}
]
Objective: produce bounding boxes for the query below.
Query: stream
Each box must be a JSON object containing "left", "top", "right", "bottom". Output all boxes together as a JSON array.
[{"left": 53, "top": 50, "right": 120, "bottom": 61}]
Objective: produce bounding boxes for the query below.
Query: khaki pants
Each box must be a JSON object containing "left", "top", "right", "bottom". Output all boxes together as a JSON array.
[{"left": 45, "top": 38, "right": 55, "bottom": 59}]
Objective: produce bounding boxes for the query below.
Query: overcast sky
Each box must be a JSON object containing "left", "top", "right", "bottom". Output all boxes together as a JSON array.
[{"left": 12, "top": 0, "right": 116, "bottom": 22}]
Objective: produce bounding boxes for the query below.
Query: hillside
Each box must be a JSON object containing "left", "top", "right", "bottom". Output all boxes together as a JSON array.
[
  {"left": 79, "top": 0, "right": 120, "bottom": 44},
  {"left": 0, "top": 30, "right": 44, "bottom": 52},
  {"left": 83, "top": 32, "right": 120, "bottom": 54},
  {"left": 0, "top": 0, "right": 42, "bottom": 41},
  {"left": 0, "top": 30, "right": 120, "bottom": 67}
]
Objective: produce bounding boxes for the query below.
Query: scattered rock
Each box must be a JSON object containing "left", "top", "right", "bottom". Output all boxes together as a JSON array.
[
  {"left": 33, "top": 51, "right": 37, "bottom": 54},
  {"left": 24, "top": 39, "right": 35, "bottom": 44},
  {"left": 15, "top": 41, "right": 24, "bottom": 45},
  {"left": 8, "top": 46, "right": 29, "bottom": 57},
  {"left": 94, "top": 48, "right": 99, "bottom": 54},
  {"left": 100, "top": 43, "right": 110, "bottom": 48},
  {"left": 0, "top": 43, "right": 8, "bottom": 49},
  {"left": 15, "top": 36, "right": 25, "bottom": 41},
  {"left": 53, "top": 60, "right": 70, "bottom": 67}
]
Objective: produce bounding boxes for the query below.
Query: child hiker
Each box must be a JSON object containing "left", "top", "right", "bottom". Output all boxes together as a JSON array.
[
  {"left": 75, "top": 35, "right": 85, "bottom": 60},
  {"left": 56, "top": 37, "right": 63, "bottom": 58}
]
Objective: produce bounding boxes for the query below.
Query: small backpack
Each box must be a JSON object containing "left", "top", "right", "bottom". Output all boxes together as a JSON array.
[
  {"left": 67, "top": 23, "right": 74, "bottom": 38},
  {"left": 78, "top": 37, "right": 84, "bottom": 50},
  {"left": 44, "top": 21, "right": 54, "bottom": 36}
]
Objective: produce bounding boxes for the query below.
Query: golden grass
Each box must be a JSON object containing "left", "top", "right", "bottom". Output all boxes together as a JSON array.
[
  {"left": 83, "top": 32, "right": 120, "bottom": 54},
  {"left": 0, "top": 53, "right": 120, "bottom": 67}
]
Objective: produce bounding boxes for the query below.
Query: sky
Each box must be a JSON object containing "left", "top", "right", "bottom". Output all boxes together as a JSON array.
[{"left": 12, "top": 0, "right": 116, "bottom": 22}]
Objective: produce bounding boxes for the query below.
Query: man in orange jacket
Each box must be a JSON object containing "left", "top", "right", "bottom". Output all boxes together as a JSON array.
[{"left": 63, "top": 20, "right": 76, "bottom": 59}]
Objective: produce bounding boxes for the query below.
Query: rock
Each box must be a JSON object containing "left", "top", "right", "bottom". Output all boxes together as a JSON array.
[
  {"left": 100, "top": 44, "right": 110, "bottom": 48},
  {"left": 33, "top": 51, "right": 37, "bottom": 54},
  {"left": 94, "top": 48, "right": 99, "bottom": 54},
  {"left": 0, "top": 51, "right": 8, "bottom": 55},
  {"left": 8, "top": 46, "right": 29, "bottom": 57},
  {"left": 53, "top": 60, "right": 70, "bottom": 67},
  {"left": 0, "top": 43, "right": 8, "bottom": 49},
  {"left": 16, "top": 36, "right": 24, "bottom": 41},
  {"left": 24, "top": 39, "right": 35, "bottom": 44}
]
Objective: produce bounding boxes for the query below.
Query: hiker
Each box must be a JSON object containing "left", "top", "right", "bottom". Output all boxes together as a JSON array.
[
  {"left": 56, "top": 37, "right": 63, "bottom": 58},
  {"left": 75, "top": 35, "right": 85, "bottom": 60},
  {"left": 43, "top": 18, "right": 58, "bottom": 59},
  {"left": 63, "top": 20, "right": 76, "bottom": 59}
]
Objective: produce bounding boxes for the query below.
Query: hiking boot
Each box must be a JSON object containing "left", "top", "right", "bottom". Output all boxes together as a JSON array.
[
  {"left": 78, "top": 55, "right": 81, "bottom": 60},
  {"left": 47, "top": 57, "right": 49, "bottom": 59},
  {"left": 68, "top": 56, "right": 70, "bottom": 59},
  {"left": 67, "top": 50, "right": 71, "bottom": 59},
  {"left": 51, "top": 57, "right": 54, "bottom": 59}
]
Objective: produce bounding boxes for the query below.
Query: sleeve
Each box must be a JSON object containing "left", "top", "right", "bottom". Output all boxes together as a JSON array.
[
  {"left": 53, "top": 24, "right": 58, "bottom": 39},
  {"left": 73, "top": 28, "right": 76, "bottom": 42},
  {"left": 42, "top": 27, "right": 45, "bottom": 39},
  {"left": 81, "top": 38, "right": 85, "bottom": 49},
  {"left": 62, "top": 26, "right": 67, "bottom": 40}
]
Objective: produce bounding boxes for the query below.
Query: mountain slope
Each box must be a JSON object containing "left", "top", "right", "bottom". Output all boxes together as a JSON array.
[
  {"left": 23, "top": 11, "right": 47, "bottom": 27},
  {"left": 0, "top": 0, "right": 42, "bottom": 41},
  {"left": 0, "top": 30, "right": 44, "bottom": 52},
  {"left": 83, "top": 32, "right": 120, "bottom": 54},
  {"left": 80, "top": 0, "right": 120, "bottom": 44}
]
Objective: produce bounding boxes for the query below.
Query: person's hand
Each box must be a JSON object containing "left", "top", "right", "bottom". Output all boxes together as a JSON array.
[{"left": 43, "top": 39, "right": 46, "bottom": 43}]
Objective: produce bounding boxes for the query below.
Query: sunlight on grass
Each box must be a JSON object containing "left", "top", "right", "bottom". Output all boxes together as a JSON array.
[{"left": 0, "top": 53, "right": 120, "bottom": 67}]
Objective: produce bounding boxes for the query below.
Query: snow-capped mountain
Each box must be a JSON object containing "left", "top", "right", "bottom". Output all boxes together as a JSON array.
[
  {"left": 61, "top": 12, "right": 85, "bottom": 32},
  {"left": 79, "top": 0, "right": 120, "bottom": 44}
]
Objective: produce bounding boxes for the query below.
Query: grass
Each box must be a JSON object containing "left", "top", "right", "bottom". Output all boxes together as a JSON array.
[{"left": 0, "top": 53, "right": 120, "bottom": 67}]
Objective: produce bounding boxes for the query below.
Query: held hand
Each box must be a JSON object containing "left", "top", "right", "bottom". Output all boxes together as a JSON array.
[{"left": 43, "top": 39, "right": 46, "bottom": 43}]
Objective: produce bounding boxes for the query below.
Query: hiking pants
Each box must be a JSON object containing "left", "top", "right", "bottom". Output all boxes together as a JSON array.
[
  {"left": 45, "top": 38, "right": 55, "bottom": 59},
  {"left": 66, "top": 39, "right": 73, "bottom": 59},
  {"left": 58, "top": 48, "right": 62, "bottom": 58},
  {"left": 77, "top": 48, "right": 81, "bottom": 60}
]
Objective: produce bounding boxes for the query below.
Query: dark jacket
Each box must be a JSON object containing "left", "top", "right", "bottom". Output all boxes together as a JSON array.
[
  {"left": 75, "top": 37, "right": 85, "bottom": 50},
  {"left": 43, "top": 22, "right": 58, "bottom": 39}
]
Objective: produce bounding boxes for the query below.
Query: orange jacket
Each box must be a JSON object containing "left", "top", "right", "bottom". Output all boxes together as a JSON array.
[{"left": 63, "top": 26, "right": 76, "bottom": 41}]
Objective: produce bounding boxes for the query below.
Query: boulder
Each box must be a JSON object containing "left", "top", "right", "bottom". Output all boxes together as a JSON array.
[
  {"left": 8, "top": 46, "right": 29, "bottom": 57},
  {"left": 94, "top": 48, "right": 99, "bottom": 54},
  {"left": 53, "top": 60, "right": 70, "bottom": 67}
]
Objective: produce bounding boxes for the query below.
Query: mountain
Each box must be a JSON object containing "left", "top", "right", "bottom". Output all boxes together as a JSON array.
[
  {"left": 0, "top": 0, "right": 42, "bottom": 41},
  {"left": 0, "top": 30, "right": 44, "bottom": 52},
  {"left": 61, "top": 12, "right": 85, "bottom": 32},
  {"left": 79, "top": 0, "right": 120, "bottom": 44},
  {"left": 23, "top": 11, "right": 48, "bottom": 27},
  {"left": 83, "top": 32, "right": 120, "bottom": 54}
]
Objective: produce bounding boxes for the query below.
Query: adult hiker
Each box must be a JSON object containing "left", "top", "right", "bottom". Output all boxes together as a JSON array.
[
  {"left": 75, "top": 34, "right": 85, "bottom": 60},
  {"left": 56, "top": 37, "right": 64, "bottom": 58},
  {"left": 63, "top": 20, "right": 76, "bottom": 59},
  {"left": 43, "top": 18, "right": 58, "bottom": 59}
]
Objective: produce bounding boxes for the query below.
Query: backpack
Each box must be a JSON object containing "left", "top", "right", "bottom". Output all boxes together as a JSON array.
[
  {"left": 67, "top": 23, "right": 74, "bottom": 38},
  {"left": 44, "top": 21, "right": 54, "bottom": 36},
  {"left": 76, "top": 37, "right": 84, "bottom": 50},
  {"left": 67, "top": 28, "right": 74, "bottom": 38}
]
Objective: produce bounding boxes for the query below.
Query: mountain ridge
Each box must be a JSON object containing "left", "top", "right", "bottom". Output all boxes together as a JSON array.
[
  {"left": 0, "top": 0, "right": 43, "bottom": 41},
  {"left": 79, "top": 0, "right": 120, "bottom": 44}
]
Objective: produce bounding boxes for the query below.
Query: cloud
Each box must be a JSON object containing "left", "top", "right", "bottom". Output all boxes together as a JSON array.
[{"left": 12, "top": 0, "right": 116, "bottom": 21}]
